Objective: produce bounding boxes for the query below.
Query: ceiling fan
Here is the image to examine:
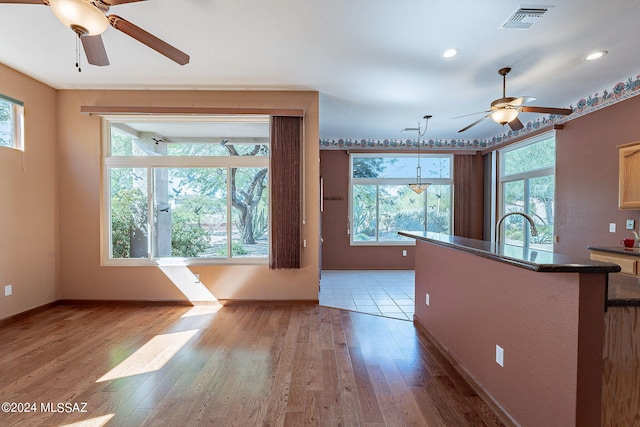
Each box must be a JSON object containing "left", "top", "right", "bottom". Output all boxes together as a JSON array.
[
  {"left": 0, "top": 0, "right": 189, "bottom": 67},
  {"left": 457, "top": 67, "right": 572, "bottom": 133}
]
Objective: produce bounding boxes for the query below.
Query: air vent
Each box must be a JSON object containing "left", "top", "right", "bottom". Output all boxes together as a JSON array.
[{"left": 502, "top": 7, "right": 549, "bottom": 29}]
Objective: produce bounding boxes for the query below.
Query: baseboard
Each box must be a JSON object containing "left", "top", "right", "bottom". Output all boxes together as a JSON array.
[
  {"left": 0, "top": 301, "right": 60, "bottom": 328},
  {"left": 1, "top": 299, "right": 319, "bottom": 326},
  {"left": 413, "top": 316, "right": 517, "bottom": 427},
  {"left": 57, "top": 299, "right": 200, "bottom": 307},
  {"left": 218, "top": 299, "right": 318, "bottom": 306}
]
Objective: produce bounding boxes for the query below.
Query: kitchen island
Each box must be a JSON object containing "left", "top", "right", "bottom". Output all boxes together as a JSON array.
[{"left": 399, "top": 231, "right": 621, "bottom": 427}]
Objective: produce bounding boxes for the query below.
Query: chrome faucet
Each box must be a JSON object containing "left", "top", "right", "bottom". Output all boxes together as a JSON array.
[{"left": 495, "top": 212, "right": 538, "bottom": 246}]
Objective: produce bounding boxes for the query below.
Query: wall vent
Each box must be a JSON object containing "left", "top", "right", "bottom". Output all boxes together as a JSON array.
[{"left": 501, "top": 7, "right": 549, "bottom": 29}]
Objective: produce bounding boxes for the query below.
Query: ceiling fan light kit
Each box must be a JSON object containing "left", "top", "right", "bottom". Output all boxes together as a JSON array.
[
  {"left": 49, "top": 0, "right": 109, "bottom": 35},
  {"left": 1, "top": 0, "right": 189, "bottom": 67},
  {"left": 491, "top": 108, "right": 518, "bottom": 125},
  {"left": 457, "top": 67, "right": 573, "bottom": 133}
]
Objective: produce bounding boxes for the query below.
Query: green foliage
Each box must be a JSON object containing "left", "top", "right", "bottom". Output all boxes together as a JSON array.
[
  {"left": 169, "top": 196, "right": 214, "bottom": 257},
  {"left": 0, "top": 100, "right": 10, "bottom": 122},
  {"left": 353, "top": 157, "right": 388, "bottom": 178},
  {"left": 111, "top": 188, "right": 148, "bottom": 258}
]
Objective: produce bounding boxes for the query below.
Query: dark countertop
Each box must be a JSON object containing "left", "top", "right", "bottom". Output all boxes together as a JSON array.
[
  {"left": 399, "top": 231, "right": 621, "bottom": 273},
  {"left": 588, "top": 245, "right": 640, "bottom": 257}
]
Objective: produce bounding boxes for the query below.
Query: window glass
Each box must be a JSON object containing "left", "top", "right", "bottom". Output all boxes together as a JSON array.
[
  {"left": 350, "top": 154, "right": 453, "bottom": 245},
  {"left": 0, "top": 96, "right": 24, "bottom": 150},
  {"left": 353, "top": 155, "right": 450, "bottom": 179},
  {"left": 110, "top": 120, "right": 269, "bottom": 157},
  {"left": 110, "top": 167, "right": 149, "bottom": 259},
  {"left": 499, "top": 133, "right": 555, "bottom": 251},
  {"left": 104, "top": 116, "right": 270, "bottom": 265},
  {"left": 503, "top": 136, "right": 555, "bottom": 176}
]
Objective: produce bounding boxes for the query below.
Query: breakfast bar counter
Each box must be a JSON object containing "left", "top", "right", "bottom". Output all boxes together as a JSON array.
[{"left": 399, "top": 231, "right": 621, "bottom": 426}]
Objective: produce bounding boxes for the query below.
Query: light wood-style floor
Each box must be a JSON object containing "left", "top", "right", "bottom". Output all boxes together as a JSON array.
[{"left": 0, "top": 304, "right": 504, "bottom": 426}]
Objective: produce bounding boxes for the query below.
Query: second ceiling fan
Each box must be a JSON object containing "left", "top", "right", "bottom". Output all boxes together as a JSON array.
[
  {"left": 0, "top": 0, "right": 189, "bottom": 67},
  {"left": 457, "top": 67, "right": 572, "bottom": 133}
]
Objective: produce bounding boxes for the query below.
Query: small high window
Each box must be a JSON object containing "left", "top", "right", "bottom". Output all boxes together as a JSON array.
[{"left": 0, "top": 94, "right": 24, "bottom": 150}]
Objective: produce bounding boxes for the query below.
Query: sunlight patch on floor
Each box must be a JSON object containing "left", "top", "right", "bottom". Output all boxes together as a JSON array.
[
  {"left": 96, "top": 329, "right": 198, "bottom": 382},
  {"left": 180, "top": 304, "right": 222, "bottom": 318}
]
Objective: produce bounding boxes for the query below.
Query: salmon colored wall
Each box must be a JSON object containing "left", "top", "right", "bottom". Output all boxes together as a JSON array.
[
  {"left": 0, "top": 64, "right": 58, "bottom": 320},
  {"left": 320, "top": 150, "right": 416, "bottom": 270},
  {"left": 414, "top": 240, "right": 605, "bottom": 426},
  {"left": 56, "top": 90, "right": 319, "bottom": 302},
  {"left": 555, "top": 95, "right": 640, "bottom": 258}
]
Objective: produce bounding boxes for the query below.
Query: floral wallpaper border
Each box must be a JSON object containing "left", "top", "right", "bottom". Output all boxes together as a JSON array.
[{"left": 319, "top": 73, "right": 640, "bottom": 151}]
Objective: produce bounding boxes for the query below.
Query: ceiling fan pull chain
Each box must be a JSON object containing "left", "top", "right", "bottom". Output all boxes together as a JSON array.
[{"left": 75, "top": 34, "right": 82, "bottom": 73}]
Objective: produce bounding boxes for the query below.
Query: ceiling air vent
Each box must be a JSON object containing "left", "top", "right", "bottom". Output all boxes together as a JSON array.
[{"left": 501, "top": 7, "right": 549, "bottom": 29}]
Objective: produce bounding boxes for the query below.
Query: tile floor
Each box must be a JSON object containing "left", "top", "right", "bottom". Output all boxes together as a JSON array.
[{"left": 319, "top": 270, "right": 415, "bottom": 321}]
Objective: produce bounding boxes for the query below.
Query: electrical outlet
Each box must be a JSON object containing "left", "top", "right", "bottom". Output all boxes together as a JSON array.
[
  {"left": 609, "top": 223, "right": 616, "bottom": 233},
  {"left": 627, "top": 220, "right": 635, "bottom": 230},
  {"left": 402, "top": 250, "right": 407, "bottom": 257},
  {"left": 496, "top": 345, "right": 504, "bottom": 367},
  {"left": 193, "top": 274, "right": 200, "bottom": 283},
  {"left": 4, "top": 285, "right": 12, "bottom": 297},
  {"left": 425, "top": 293, "right": 430, "bottom": 306}
]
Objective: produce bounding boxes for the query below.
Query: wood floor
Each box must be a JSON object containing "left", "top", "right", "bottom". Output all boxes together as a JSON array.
[{"left": 0, "top": 304, "right": 504, "bottom": 426}]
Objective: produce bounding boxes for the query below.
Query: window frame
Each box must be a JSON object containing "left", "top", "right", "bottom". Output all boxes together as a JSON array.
[
  {"left": 497, "top": 131, "right": 556, "bottom": 250},
  {"left": 348, "top": 152, "right": 454, "bottom": 246},
  {"left": 0, "top": 94, "right": 24, "bottom": 151},
  {"left": 100, "top": 115, "right": 271, "bottom": 266}
]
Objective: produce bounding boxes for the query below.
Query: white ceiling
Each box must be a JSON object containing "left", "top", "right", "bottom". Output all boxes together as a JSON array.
[{"left": 1, "top": 0, "right": 639, "bottom": 141}]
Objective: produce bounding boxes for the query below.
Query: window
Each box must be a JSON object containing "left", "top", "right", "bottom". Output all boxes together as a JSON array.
[
  {"left": 349, "top": 153, "right": 453, "bottom": 245},
  {"left": 0, "top": 94, "right": 24, "bottom": 150},
  {"left": 102, "top": 116, "right": 270, "bottom": 265},
  {"left": 498, "top": 132, "right": 555, "bottom": 251}
]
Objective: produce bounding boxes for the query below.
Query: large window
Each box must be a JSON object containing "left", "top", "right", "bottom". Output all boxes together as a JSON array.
[
  {"left": 349, "top": 153, "right": 453, "bottom": 245},
  {"left": 0, "top": 94, "right": 24, "bottom": 150},
  {"left": 102, "top": 116, "right": 270, "bottom": 265},
  {"left": 498, "top": 132, "right": 555, "bottom": 251}
]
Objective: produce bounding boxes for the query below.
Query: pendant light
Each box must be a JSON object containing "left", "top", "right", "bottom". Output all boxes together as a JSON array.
[{"left": 403, "top": 115, "right": 432, "bottom": 194}]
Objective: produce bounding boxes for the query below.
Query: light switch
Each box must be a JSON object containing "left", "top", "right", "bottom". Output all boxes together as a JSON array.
[{"left": 609, "top": 223, "right": 616, "bottom": 233}]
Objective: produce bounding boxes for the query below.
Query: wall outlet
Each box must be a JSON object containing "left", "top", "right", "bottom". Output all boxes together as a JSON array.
[
  {"left": 193, "top": 274, "right": 200, "bottom": 283},
  {"left": 626, "top": 219, "right": 635, "bottom": 230},
  {"left": 4, "top": 285, "right": 12, "bottom": 297},
  {"left": 402, "top": 250, "right": 407, "bottom": 257},
  {"left": 609, "top": 223, "right": 616, "bottom": 233},
  {"left": 496, "top": 345, "right": 504, "bottom": 367},
  {"left": 425, "top": 293, "right": 430, "bottom": 306}
]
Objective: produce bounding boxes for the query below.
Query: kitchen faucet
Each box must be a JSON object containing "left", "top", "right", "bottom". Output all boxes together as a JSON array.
[{"left": 495, "top": 212, "right": 538, "bottom": 246}]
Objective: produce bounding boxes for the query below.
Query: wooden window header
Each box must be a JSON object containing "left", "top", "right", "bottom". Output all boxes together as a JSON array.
[{"left": 80, "top": 106, "right": 304, "bottom": 117}]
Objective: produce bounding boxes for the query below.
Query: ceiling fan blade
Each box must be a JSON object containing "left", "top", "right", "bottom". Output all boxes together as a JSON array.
[
  {"left": 100, "top": 0, "right": 147, "bottom": 5},
  {"left": 108, "top": 15, "right": 189, "bottom": 65},
  {"left": 508, "top": 96, "right": 536, "bottom": 107},
  {"left": 452, "top": 110, "right": 491, "bottom": 120},
  {"left": 458, "top": 114, "right": 492, "bottom": 133},
  {"left": 0, "top": 0, "right": 44, "bottom": 3},
  {"left": 508, "top": 117, "right": 524, "bottom": 131},
  {"left": 520, "top": 106, "right": 573, "bottom": 115},
  {"left": 81, "top": 34, "right": 109, "bottom": 66}
]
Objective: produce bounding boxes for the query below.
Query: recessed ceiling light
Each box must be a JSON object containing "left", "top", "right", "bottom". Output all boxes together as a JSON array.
[
  {"left": 442, "top": 48, "right": 459, "bottom": 58},
  {"left": 585, "top": 50, "right": 607, "bottom": 61}
]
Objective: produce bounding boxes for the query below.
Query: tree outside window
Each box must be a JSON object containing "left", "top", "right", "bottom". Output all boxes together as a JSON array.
[{"left": 350, "top": 154, "right": 452, "bottom": 245}]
